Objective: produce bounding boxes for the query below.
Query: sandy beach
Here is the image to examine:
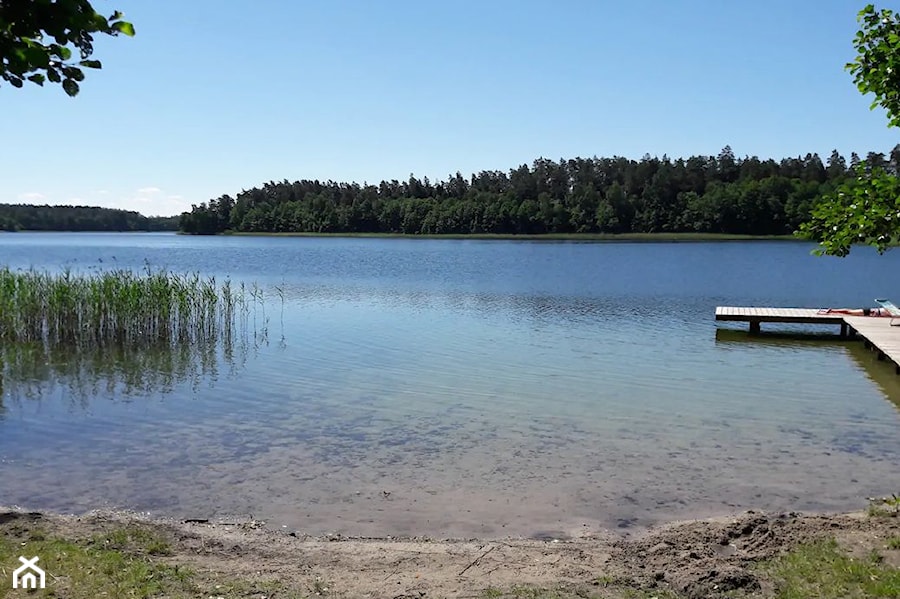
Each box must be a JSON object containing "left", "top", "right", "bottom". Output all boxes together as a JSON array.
[{"left": 3, "top": 505, "right": 899, "bottom": 598}]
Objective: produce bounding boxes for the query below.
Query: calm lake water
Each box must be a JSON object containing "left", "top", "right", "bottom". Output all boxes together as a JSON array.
[{"left": 2, "top": 232, "right": 900, "bottom": 538}]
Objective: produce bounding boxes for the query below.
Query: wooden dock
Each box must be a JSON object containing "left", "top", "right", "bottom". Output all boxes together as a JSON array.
[
  {"left": 843, "top": 315, "right": 900, "bottom": 373},
  {"left": 715, "top": 306, "right": 900, "bottom": 373},
  {"left": 715, "top": 306, "right": 847, "bottom": 335}
]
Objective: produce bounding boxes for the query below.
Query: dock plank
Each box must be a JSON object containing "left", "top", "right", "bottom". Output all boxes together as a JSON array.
[
  {"left": 714, "top": 306, "right": 843, "bottom": 324},
  {"left": 843, "top": 316, "right": 900, "bottom": 367}
]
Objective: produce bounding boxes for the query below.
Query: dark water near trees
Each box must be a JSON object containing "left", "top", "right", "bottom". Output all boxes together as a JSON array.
[{"left": 2, "top": 232, "right": 900, "bottom": 538}]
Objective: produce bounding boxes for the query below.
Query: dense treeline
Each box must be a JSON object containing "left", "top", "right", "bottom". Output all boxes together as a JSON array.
[
  {"left": 179, "top": 146, "right": 900, "bottom": 236},
  {"left": 0, "top": 203, "right": 179, "bottom": 232}
]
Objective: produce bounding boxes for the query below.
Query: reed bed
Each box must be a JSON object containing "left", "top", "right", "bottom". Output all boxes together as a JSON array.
[{"left": 0, "top": 267, "right": 252, "bottom": 347}]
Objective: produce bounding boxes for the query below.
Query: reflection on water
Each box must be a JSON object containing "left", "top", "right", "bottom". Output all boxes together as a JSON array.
[
  {"left": 845, "top": 343, "right": 900, "bottom": 412},
  {"left": 0, "top": 332, "right": 262, "bottom": 413},
  {"left": 714, "top": 327, "right": 846, "bottom": 346},
  {"left": 715, "top": 328, "right": 900, "bottom": 412}
]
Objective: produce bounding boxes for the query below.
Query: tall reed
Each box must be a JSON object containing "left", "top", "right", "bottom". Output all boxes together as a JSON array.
[{"left": 0, "top": 268, "right": 251, "bottom": 348}]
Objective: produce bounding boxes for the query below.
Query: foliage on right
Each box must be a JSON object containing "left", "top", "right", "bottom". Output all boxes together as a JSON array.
[{"left": 799, "top": 4, "right": 900, "bottom": 256}]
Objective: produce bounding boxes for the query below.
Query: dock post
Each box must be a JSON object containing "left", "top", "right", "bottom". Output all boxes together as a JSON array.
[
  {"left": 749, "top": 321, "right": 760, "bottom": 335},
  {"left": 840, "top": 322, "right": 848, "bottom": 338}
]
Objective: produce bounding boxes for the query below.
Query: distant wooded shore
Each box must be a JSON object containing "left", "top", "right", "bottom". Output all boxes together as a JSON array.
[
  {"left": 224, "top": 231, "right": 800, "bottom": 242},
  {"left": 178, "top": 148, "right": 899, "bottom": 237},
  {"left": 7, "top": 147, "right": 898, "bottom": 237},
  {"left": 0, "top": 203, "right": 178, "bottom": 232}
]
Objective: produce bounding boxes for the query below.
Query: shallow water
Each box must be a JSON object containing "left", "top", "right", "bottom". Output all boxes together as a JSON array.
[{"left": 2, "top": 233, "right": 900, "bottom": 537}]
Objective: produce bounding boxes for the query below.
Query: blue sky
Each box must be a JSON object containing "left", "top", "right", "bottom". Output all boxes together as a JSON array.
[{"left": 3, "top": 0, "right": 899, "bottom": 216}]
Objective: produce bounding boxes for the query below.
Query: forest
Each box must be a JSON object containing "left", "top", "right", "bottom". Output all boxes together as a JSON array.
[
  {"left": 0, "top": 203, "right": 178, "bottom": 232},
  {"left": 178, "top": 146, "right": 900, "bottom": 236}
]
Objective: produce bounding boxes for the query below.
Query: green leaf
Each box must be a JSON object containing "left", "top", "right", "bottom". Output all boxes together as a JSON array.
[
  {"left": 47, "top": 67, "right": 61, "bottom": 83},
  {"left": 55, "top": 45, "right": 72, "bottom": 60},
  {"left": 27, "top": 74, "right": 45, "bottom": 86},
  {"left": 79, "top": 59, "right": 102, "bottom": 69},
  {"left": 62, "top": 78, "right": 80, "bottom": 97},
  {"left": 111, "top": 21, "right": 135, "bottom": 36},
  {"left": 93, "top": 13, "right": 110, "bottom": 31},
  {"left": 23, "top": 46, "right": 50, "bottom": 69}
]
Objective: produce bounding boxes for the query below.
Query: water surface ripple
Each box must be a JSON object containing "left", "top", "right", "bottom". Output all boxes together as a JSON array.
[{"left": 1, "top": 233, "right": 900, "bottom": 537}]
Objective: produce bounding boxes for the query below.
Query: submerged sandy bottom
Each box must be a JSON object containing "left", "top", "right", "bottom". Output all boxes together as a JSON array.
[{"left": 4, "top": 393, "right": 897, "bottom": 539}]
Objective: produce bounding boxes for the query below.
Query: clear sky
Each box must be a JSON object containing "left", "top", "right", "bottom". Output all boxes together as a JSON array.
[{"left": 3, "top": 0, "right": 899, "bottom": 216}]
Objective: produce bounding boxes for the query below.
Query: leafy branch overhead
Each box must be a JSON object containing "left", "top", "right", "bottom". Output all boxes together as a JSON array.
[
  {"left": 0, "top": 0, "right": 133, "bottom": 96},
  {"left": 799, "top": 163, "right": 900, "bottom": 256},
  {"left": 848, "top": 4, "right": 900, "bottom": 128},
  {"left": 800, "top": 4, "right": 900, "bottom": 256}
]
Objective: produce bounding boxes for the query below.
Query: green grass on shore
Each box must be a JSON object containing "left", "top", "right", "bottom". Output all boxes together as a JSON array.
[
  {"left": 0, "top": 525, "right": 306, "bottom": 599},
  {"left": 764, "top": 538, "right": 900, "bottom": 599},
  {"left": 224, "top": 231, "right": 801, "bottom": 241},
  {"left": 482, "top": 585, "right": 677, "bottom": 598},
  {"left": 0, "top": 526, "right": 193, "bottom": 599}
]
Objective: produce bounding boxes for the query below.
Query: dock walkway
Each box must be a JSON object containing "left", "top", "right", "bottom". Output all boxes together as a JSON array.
[
  {"left": 715, "top": 306, "right": 847, "bottom": 334},
  {"left": 715, "top": 306, "right": 900, "bottom": 373}
]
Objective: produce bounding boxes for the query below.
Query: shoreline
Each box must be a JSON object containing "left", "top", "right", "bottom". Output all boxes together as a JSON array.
[
  {"left": 0, "top": 230, "right": 807, "bottom": 242},
  {"left": 3, "top": 504, "right": 898, "bottom": 598},
  {"left": 0, "top": 501, "right": 869, "bottom": 542},
  {"left": 223, "top": 231, "right": 802, "bottom": 242}
]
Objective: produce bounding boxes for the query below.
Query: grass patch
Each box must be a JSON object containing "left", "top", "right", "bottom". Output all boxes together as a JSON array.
[
  {"left": 868, "top": 494, "right": 900, "bottom": 519},
  {"left": 205, "top": 578, "right": 309, "bottom": 598},
  {"left": 479, "top": 584, "right": 675, "bottom": 599},
  {"left": 0, "top": 523, "right": 314, "bottom": 599},
  {"left": 312, "top": 575, "right": 331, "bottom": 596},
  {"left": 887, "top": 537, "right": 900, "bottom": 550},
  {"left": 93, "top": 525, "right": 173, "bottom": 556},
  {"left": 0, "top": 528, "right": 195, "bottom": 598},
  {"left": 590, "top": 575, "right": 680, "bottom": 598},
  {"left": 766, "top": 537, "right": 900, "bottom": 598}
]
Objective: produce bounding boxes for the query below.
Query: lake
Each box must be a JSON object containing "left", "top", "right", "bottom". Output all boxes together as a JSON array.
[{"left": 2, "top": 232, "right": 900, "bottom": 538}]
